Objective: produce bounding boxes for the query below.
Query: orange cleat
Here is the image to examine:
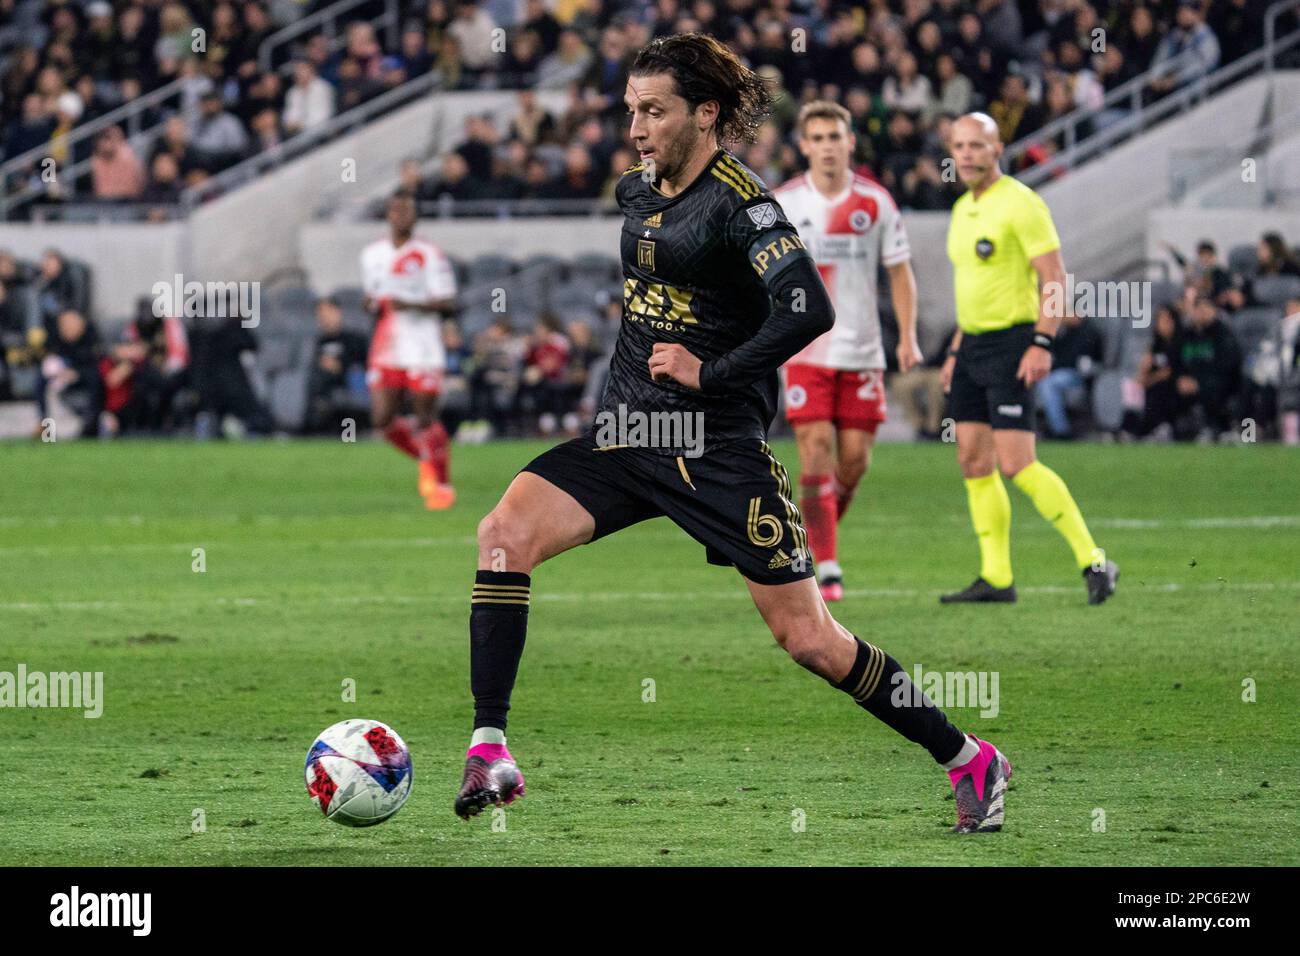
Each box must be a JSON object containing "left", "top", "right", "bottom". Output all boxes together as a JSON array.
[
  {"left": 423, "top": 482, "right": 456, "bottom": 510},
  {"left": 417, "top": 460, "right": 438, "bottom": 498}
]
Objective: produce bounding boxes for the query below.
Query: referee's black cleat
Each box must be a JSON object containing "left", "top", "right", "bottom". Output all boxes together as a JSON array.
[
  {"left": 939, "top": 578, "right": 1017, "bottom": 604},
  {"left": 1083, "top": 559, "right": 1119, "bottom": 605}
]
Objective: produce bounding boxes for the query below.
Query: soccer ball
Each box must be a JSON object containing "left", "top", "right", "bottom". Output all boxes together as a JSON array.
[{"left": 305, "top": 718, "right": 413, "bottom": 827}]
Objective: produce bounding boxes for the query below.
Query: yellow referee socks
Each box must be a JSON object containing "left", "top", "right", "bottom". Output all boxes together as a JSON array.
[
  {"left": 964, "top": 473, "right": 1013, "bottom": 588},
  {"left": 1011, "top": 461, "right": 1099, "bottom": 570}
]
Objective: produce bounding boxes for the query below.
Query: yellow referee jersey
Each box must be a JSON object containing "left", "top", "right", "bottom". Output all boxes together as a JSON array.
[{"left": 946, "top": 174, "right": 1060, "bottom": 335}]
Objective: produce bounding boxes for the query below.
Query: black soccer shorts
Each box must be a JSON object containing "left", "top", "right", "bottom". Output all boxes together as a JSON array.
[
  {"left": 945, "top": 322, "right": 1038, "bottom": 431},
  {"left": 520, "top": 433, "right": 814, "bottom": 586}
]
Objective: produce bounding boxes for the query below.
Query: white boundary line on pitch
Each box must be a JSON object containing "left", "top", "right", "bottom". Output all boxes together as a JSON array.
[
  {"left": 1, "top": 515, "right": 1298, "bottom": 557},
  {"left": 1, "top": 513, "right": 1298, "bottom": 531},
  {"left": 2, "top": 580, "right": 1298, "bottom": 612}
]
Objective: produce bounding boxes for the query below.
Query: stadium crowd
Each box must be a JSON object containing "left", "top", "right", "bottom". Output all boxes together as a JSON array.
[
  {"left": 4, "top": 228, "right": 1299, "bottom": 443},
  {"left": 1, "top": 0, "right": 1288, "bottom": 216}
]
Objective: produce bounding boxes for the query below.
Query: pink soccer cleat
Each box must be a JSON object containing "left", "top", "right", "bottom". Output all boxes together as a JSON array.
[
  {"left": 947, "top": 736, "right": 1012, "bottom": 833},
  {"left": 454, "top": 742, "right": 525, "bottom": 820}
]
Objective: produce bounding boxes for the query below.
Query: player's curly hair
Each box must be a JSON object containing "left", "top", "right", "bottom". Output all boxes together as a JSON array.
[{"left": 630, "top": 33, "right": 776, "bottom": 146}]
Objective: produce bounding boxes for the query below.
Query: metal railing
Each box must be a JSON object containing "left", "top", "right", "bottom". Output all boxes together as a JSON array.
[
  {"left": 0, "top": 0, "right": 403, "bottom": 220},
  {"left": 178, "top": 67, "right": 447, "bottom": 211},
  {"left": 258, "top": 0, "right": 400, "bottom": 73},
  {"left": 1005, "top": 0, "right": 1300, "bottom": 186}
]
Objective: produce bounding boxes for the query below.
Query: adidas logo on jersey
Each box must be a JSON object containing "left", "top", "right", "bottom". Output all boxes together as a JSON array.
[
  {"left": 642, "top": 212, "right": 662, "bottom": 228},
  {"left": 768, "top": 549, "right": 793, "bottom": 570}
]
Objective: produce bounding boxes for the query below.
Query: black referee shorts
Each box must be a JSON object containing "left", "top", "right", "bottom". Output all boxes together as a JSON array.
[
  {"left": 520, "top": 433, "right": 814, "bottom": 586},
  {"left": 946, "top": 323, "right": 1037, "bottom": 431}
]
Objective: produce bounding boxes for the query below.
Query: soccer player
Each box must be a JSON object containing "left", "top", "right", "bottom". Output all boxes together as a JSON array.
[
  {"left": 455, "top": 35, "right": 1011, "bottom": 834},
  {"left": 361, "top": 191, "right": 458, "bottom": 509},
  {"left": 940, "top": 113, "right": 1118, "bottom": 604},
  {"left": 774, "top": 100, "right": 921, "bottom": 602}
]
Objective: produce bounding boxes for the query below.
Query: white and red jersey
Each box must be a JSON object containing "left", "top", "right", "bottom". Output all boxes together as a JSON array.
[
  {"left": 360, "top": 235, "right": 456, "bottom": 372},
  {"left": 774, "top": 172, "right": 910, "bottom": 370}
]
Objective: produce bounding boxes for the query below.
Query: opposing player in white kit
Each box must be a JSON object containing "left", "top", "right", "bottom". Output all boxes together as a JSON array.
[
  {"left": 775, "top": 101, "right": 922, "bottom": 601},
  {"left": 361, "top": 191, "right": 459, "bottom": 509}
]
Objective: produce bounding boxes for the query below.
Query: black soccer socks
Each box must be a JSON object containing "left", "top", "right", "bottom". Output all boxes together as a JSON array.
[
  {"left": 833, "top": 636, "right": 967, "bottom": 765},
  {"left": 469, "top": 571, "right": 531, "bottom": 731}
]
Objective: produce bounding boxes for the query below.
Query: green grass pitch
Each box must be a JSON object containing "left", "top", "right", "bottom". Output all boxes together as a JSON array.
[{"left": 1, "top": 437, "right": 1296, "bottom": 866}]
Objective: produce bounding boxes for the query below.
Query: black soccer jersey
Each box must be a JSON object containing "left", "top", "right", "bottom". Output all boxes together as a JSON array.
[{"left": 601, "top": 147, "right": 834, "bottom": 455}]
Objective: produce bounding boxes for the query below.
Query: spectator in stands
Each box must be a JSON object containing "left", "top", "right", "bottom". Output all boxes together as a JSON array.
[
  {"left": 500, "top": 28, "right": 545, "bottom": 87},
  {"left": 538, "top": 29, "right": 593, "bottom": 89},
  {"left": 4, "top": 93, "right": 55, "bottom": 163},
  {"left": 141, "top": 152, "right": 183, "bottom": 216},
  {"left": 428, "top": 152, "right": 488, "bottom": 203},
  {"left": 1036, "top": 311, "right": 1103, "bottom": 438},
  {"left": 305, "top": 295, "right": 368, "bottom": 434},
  {"left": 447, "top": 1, "right": 500, "bottom": 76},
  {"left": 239, "top": 71, "right": 285, "bottom": 127},
  {"left": 470, "top": 315, "right": 524, "bottom": 438},
  {"left": 100, "top": 303, "right": 191, "bottom": 435},
  {"left": 1210, "top": 0, "right": 1268, "bottom": 66},
  {"left": 238, "top": 3, "right": 276, "bottom": 79},
  {"left": 520, "top": 310, "right": 570, "bottom": 434},
  {"left": 1177, "top": 294, "right": 1241, "bottom": 439},
  {"left": 1164, "top": 239, "right": 1234, "bottom": 304},
  {"left": 284, "top": 59, "right": 335, "bottom": 135},
  {"left": 42, "top": 309, "right": 103, "bottom": 437},
  {"left": 522, "top": 0, "right": 562, "bottom": 52},
  {"left": 882, "top": 51, "right": 933, "bottom": 115},
  {"left": 150, "top": 116, "right": 202, "bottom": 181},
  {"left": 509, "top": 89, "right": 557, "bottom": 147},
  {"left": 249, "top": 106, "right": 285, "bottom": 154},
  {"left": 1149, "top": 0, "right": 1221, "bottom": 98},
  {"left": 395, "top": 23, "right": 435, "bottom": 81},
  {"left": 335, "top": 53, "right": 386, "bottom": 112},
  {"left": 36, "top": 250, "right": 81, "bottom": 324},
  {"left": 926, "top": 53, "right": 974, "bottom": 122},
  {"left": 1254, "top": 232, "right": 1300, "bottom": 278},
  {"left": 1126, "top": 304, "right": 1185, "bottom": 439},
  {"left": 1279, "top": 296, "right": 1300, "bottom": 445},
  {"left": 989, "top": 72, "right": 1044, "bottom": 145},
  {"left": 560, "top": 318, "right": 600, "bottom": 434},
  {"left": 191, "top": 92, "right": 250, "bottom": 172},
  {"left": 582, "top": 27, "right": 632, "bottom": 116},
  {"left": 88, "top": 124, "right": 145, "bottom": 200},
  {"left": 1221, "top": 233, "right": 1300, "bottom": 310}
]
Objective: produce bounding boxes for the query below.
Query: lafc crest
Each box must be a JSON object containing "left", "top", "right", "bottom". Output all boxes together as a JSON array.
[{"left": 637, "top": 238, "right": 655, "bottom": 271}]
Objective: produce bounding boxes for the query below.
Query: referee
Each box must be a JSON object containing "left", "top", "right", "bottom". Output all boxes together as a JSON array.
[{"left": 939, "top": 112, "right": 1118, "bottom": 605}]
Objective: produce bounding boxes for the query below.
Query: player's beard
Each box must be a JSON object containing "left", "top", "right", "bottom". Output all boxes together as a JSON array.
[{"left": 659, "top": 121, "right": 701, "bottom": 186}]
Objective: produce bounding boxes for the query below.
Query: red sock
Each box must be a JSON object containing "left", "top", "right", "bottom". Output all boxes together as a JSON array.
[
  {"left": 383, "top": 417, "right": 420, "bottom": 460},
  {"left": 834, "top": 474, "right": 860, "bottom": 520},
  {"left": 417, "top": 420, "right": 450, "bottom": 483},
  {"left": 800, "top": 473, "right": 836, "bottom": 565}
]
